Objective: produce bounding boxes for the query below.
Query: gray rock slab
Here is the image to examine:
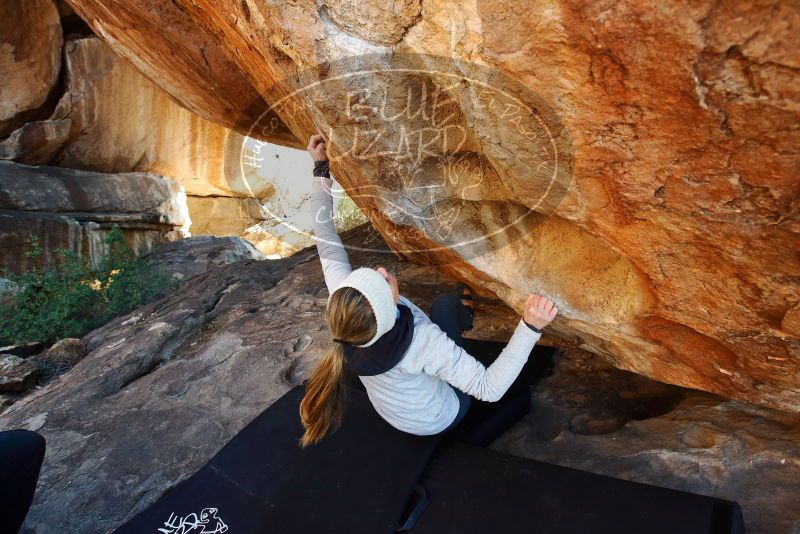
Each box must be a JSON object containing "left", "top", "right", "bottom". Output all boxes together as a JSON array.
[
  {"left": 38, "top": 339, "right": 86, "bottom": 367},
  {"left": 0, "top": 354, "right": 39, "bottom": 392},
  {"left": 146, "top": 236, "right": 266, "bottom": 281}
]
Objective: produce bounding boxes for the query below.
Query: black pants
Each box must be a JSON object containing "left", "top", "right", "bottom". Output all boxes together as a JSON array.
[
  {"left": 429, "top": 293, "right": 474, "bottom": 348},
  {"left": 0, "top": 430, "right": 46, "bottom": 534},
  {"left": 429, "top": 293, "right": 474, "bottom": 430}
]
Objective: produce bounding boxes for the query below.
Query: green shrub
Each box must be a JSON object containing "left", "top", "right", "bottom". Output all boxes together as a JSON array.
[
  {"left": 335, "top": 193, "right": 368, "bottom": 232},
  {"left": 0, "top": 228, "right": 177, "bottom": 345}
]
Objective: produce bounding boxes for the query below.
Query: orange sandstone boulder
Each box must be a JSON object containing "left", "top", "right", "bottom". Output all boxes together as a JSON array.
[
  {"left": 53, "top": 37, "right": 263, "bottom": 199},
  {"left": 0, "top": 0, "right": 62, "bottom": 138},
  {"left": 65, "top": 0, "right": 799, "bottom": 411}
]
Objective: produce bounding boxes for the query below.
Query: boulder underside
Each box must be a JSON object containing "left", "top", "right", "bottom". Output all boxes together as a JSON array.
[{"left": 60, "top": 0, "right": 800, "bottom": 411}]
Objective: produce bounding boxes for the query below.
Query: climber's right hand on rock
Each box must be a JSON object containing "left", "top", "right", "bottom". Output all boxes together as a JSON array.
[
  {"left": 523, "top": 294, "right": 558, "bottom": 330},
  {"left": 307, "top": 134, "right": 328, "bottom": 161}
]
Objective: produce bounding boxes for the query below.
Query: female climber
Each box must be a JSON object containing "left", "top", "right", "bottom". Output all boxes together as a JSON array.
[{"left": 299, "top": 133, "right": 558, "bottom": 447}]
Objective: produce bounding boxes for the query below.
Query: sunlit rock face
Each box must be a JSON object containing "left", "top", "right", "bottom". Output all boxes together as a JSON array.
[
  {"left": 53, "top": 39, "right": 239, "bottom": 193},
  {"left": 0, "top": 0, "right": 62, "bottom": 138},
  {"left": 51, "top": 38, "right": 277, "bottom": 201},
  {"left": 65, "top": 0, "right": 799, "bottom": 411},
  {"left": 0, "top": 34, "right": 278, "bottom": 248},
  {"left": 51, "top": 37, "right": 278, "bottom": 242}
]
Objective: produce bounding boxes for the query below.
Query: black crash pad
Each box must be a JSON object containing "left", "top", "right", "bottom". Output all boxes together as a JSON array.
[
  {"left": 115, "top": 341, "right": 557, "bottom": 533},
  {"left": 462, "top": 338, "right": 555, "bottom": 387},
  {"left": 450, "top": 340, "right": 554, "bottom": 447},
  {"left": 114, "top": 466, "right": 270, "bottom": 533},
  {"left": 115, "top": 386, "right": 442, "bottom": 534},
  {"left": 448, "top": 383, "right": 532, "bottom": 447},
  {"left": 412, "top": 443, "right": 745, "bottom": 534}
]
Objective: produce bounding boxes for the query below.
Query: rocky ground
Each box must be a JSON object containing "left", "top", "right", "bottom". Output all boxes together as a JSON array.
[
  {"left": 493, "top": 349, "right": 800, "bottom": 534},
  {"left": 1, "top": 227, "right": 798, "bottom": 533},
  {"left": 0, "top": 236, "right": 266, "bottom": 412}
]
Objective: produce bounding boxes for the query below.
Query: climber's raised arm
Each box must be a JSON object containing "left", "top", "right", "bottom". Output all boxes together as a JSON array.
[
  {"left": 307, "top": 133, "right": 352, "bottom": 293},
  {"left": 421, "top": 294, "right": 558, "bottom": 402}
]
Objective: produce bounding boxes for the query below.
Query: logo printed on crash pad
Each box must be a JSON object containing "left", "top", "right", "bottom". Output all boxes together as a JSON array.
[{"left": 158, "top": 507, "right": 228, "bottom": 534}]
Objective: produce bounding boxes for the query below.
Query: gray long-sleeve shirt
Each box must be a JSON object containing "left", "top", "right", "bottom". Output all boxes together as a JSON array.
[{"left": 311, "top": 175, "right": 542, "bottom": 435}]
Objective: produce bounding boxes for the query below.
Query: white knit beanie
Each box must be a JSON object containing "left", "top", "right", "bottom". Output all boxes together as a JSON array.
[{"left": 329, "top": 267, "right": 397, "bottom": 348}]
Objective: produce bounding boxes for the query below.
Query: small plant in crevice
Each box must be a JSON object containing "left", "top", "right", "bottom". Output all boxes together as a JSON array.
[
  {"left": 335, "top": 193, "right": 368, "bottom": 232},
  {"left": 0, "top": 228, "right": 178, "bottom": 346}
]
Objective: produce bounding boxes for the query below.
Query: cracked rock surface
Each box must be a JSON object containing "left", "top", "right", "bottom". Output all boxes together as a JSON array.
[{"left": 0, "top": 160, "right": 189, "bottom": 273}]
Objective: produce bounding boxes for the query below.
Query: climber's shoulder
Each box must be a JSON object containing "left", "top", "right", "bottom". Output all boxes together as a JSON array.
[{"left": 398, "top": 295, "right": 422, "bottom": 315}]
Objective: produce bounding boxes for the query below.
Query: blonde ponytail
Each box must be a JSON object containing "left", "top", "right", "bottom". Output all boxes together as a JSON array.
[
  {"left": 299, "top": 344, "right": 348, "bottom": 447},
  {"left": 299, "top": 286, "right": 376, "bottom": 447}
]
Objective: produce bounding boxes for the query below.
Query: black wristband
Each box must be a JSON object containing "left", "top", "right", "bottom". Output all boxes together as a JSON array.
[
  {"left": 523, "top": 319, "right": 543, "bottom": 334},
  {"left": 313, "top": 160, "right": 330, "bottom": 178}
]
